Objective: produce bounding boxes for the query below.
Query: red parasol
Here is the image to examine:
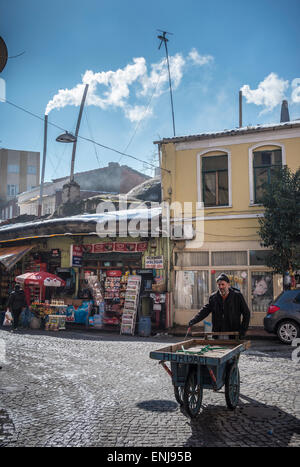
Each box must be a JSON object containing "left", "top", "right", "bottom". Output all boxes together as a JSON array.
[{"left": 15, "top": 271, "right": 66, "bottom": 287}]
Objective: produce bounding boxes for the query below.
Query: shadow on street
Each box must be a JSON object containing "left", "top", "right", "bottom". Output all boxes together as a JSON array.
[{"left": 184, "top": 393, "right": 300, "bottom": 447}]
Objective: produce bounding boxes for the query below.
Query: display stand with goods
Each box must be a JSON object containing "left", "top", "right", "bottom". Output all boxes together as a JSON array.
[
  {"left": 120, "top": 275, "right": 141, "bottom": 335},
  {"left": 15, "top": 271, "right": 66, "bottom": 330},
  {"left": 103, "top": 270, "right": 124, "bottom": 326},
  {"left": 45, "top": 315, "right": 66, "bottom": 331}
]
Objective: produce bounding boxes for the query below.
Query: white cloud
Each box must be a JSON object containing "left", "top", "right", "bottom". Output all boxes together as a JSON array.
[
  {"left": 240, "top": 73, "right": 289, "bottom": 112},
  {"left": 46, "top": 58, "right": 147, "bottom": 115},
  {"left": 188, "top": 48, "right": 214, "bottom": 66},
  {"left": 124, "top": 105, "right": 153, "bottom": 122},
  {"left": 45, "top": 48, "right": 212, "bottom": 122},
  {"left": 291, "top": 78, "right": 300, "bottom": 103}
]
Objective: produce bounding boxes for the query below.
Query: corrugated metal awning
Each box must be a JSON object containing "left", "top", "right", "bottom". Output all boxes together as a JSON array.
[{"left": 0, "top": 245, "right": 33, "bottom": 270}]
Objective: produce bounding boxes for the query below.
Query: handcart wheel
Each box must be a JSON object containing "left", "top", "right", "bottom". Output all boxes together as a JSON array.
[
  {"left": 183, "top": 369, "right": 203, "bottom": 418},
  {"left": 225, "top": 362, "right": 240, "bottom": 410},
  {"left": 174, "top": 385, "right": 184, "bottom": 406}
]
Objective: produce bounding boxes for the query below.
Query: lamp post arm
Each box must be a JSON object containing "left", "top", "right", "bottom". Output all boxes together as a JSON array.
[{"left": 70, "top": 84, "right": 89, "bottom": 182}]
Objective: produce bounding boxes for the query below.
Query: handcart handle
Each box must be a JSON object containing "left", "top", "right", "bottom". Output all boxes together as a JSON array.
[{"left": 159, "top": 361, "right": 173, "bottom": 378}]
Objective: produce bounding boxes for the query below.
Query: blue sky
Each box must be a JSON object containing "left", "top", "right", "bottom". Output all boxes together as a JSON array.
[{"left": 0, "top": 0, "right": 300, "bottom": 183}]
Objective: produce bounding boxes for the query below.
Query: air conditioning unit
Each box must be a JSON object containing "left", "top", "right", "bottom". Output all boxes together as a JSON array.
[{"left": 170, "top": 223, "right": 194, "bottom": 240}]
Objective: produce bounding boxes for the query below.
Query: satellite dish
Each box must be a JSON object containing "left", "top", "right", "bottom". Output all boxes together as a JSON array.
[{"left": 0, "top": 37, "right": 8, "bottom": 73}]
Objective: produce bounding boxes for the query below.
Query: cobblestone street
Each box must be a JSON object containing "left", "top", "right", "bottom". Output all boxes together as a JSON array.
[{"left": 0, "top": 328, "right": 299, "bottom": 448}]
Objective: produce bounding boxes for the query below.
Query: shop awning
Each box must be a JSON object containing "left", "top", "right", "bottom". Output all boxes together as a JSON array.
[{"left": 0, "top": 245, "right": 33, "bottom": 270}]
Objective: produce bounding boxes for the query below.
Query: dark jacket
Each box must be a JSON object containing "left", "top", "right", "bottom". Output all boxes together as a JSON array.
[
  {"left": 7, "top": 289, "right": 27, "bottom": 311},
  {"left": 189, "top": 287, "right": 250, "bottom": 338}
]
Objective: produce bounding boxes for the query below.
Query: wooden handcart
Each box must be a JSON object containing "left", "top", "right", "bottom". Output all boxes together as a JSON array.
[{"left": 149, "top": 332, "right": 251, "bottom": 418}]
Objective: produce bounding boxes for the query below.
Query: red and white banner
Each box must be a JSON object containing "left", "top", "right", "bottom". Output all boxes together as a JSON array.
[{"left": 82, "top": 242, "right": 148, "bottom": 253}]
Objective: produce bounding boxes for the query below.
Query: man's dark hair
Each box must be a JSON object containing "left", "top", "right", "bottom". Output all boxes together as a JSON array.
[{"left": 216, "top": 273, "right": 230, "bottom": 283}]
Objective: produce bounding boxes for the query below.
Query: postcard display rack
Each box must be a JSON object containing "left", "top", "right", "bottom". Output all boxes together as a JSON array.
[{"left": 120, "top": 275, "right": 141, "bottom": 335}]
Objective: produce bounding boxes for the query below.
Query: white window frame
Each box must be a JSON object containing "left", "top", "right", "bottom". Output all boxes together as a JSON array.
[
  {"left": 27, "top": 165, "right": 37, "bottom": 175},
  {"left": 7, "top": 184, "right": 19, "bottom": 196},
  {"left": 197, "top": 148, "right": 232, "bottom": 208},
  {"left": 7, "top": 164, "right": 19, "bottom": 173},
  {"left": 248, "top": 142, "right": 286, "bottom": 205}
]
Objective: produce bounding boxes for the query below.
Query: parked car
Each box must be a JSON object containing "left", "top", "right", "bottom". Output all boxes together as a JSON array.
[{"left": 264, "top": 290, "right": 300, "bottom": 344}]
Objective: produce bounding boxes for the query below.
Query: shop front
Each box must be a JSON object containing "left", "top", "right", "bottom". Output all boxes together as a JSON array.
[
  {"left": 71, "top": 239, "right": 169, "bottom": 333},
  {"left": 0, "top": 234, "right": 170, "bottom": 335},
  {"left": 173, "top": 247, "right": 283, "bottom": 327},
  {"left": 0, "top": 245, "right": 33, "bottom": 310}
]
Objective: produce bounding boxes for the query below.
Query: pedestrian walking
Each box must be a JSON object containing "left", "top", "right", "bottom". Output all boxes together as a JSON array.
[
  {"left": 188, "top": 273, "right": 250, "bottom": 339},
  {"left": 7, "top": 284, "right": 27, "bottom": 332}
]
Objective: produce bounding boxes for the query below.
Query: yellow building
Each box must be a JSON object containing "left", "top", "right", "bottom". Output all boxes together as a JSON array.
[{"left": 155, "top": 121, "right": 300, "bottom": 327}]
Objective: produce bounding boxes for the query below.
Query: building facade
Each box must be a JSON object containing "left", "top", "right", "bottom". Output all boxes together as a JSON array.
[
  {"left": 155, "top": 121, "right": 300, "bottom": 327},
  {"left": 17, "top": 162, "right": 149, "bottom": 217},
  {"left": 0, "top": 207, "right": 171, "bottom": 330},
  {"left": 0, "top": 148, "right": 40, "bottom": 219}
]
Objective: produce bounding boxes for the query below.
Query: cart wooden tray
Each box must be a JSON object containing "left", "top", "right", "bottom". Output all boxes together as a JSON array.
[
  {"left": 149, "top": 334, "right": 251, "bottom": 418},
  {"left": 150, "top": 338, "right": 251, "bottom": 365}
]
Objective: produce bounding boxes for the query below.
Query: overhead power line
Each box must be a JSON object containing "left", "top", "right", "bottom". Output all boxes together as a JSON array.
[{"left": 1, "top": 97, "right": 171, "bottom": 173}]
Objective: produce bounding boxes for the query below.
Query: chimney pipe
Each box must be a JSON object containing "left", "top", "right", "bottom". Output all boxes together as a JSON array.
[
  {"left": 280, "top": 100, "right": 290, "bottom": 123},
  {"left": 239, "top": 90, "right": 243, "bottom": 127},
  {"left": 38, "top": 114, "right": 48, "bottom": 217}
]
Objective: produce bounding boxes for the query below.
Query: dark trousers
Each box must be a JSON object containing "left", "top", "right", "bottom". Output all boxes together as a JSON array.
[{"left": 12, "top": 308, "right": 23, "bottom": 329}]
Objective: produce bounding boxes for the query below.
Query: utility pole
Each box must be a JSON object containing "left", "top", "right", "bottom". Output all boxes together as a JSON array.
[
  {"left": 157, "top": 30, "right": 176, "bottom": 137},
  {"left": 70, "top": 83, "right": 89, "bottom": 182}
]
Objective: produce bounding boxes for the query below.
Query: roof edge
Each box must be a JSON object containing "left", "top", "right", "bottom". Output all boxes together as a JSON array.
[{"left": 153, "top": 121, "right": 300, "bottom": 145}]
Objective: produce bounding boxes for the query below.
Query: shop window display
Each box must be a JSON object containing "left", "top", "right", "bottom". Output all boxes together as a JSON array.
[
  {"left": 175, "top": 271, "right": 209, "bottom": 309},
  {"left": 211, "top": 251, "right": 247, "bottom": 266},
  {"left": 251, "top": 272, "right": 273, "bottom": 312}
]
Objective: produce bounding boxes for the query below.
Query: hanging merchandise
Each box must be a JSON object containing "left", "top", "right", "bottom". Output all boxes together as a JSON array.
[
  {"left": 103, "top": 271, "right": 123, "bottom": 325},
  {"left": 87, "top": 275, "right": 104, "bottom": 306},
  {"left": 120, "top": 275, "right": 141, "bottom": 335}
]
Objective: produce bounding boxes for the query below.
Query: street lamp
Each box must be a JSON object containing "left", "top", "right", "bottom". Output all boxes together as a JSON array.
[
  {"left": 56, "top": 132, "right": 77, "bottom": 143},
  {"left": 56, "top": 83, "right": 89, "bottom": 182}
]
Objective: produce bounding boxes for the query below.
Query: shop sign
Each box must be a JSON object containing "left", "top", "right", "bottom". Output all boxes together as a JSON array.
[
  {"left": 82, "top": 244, "right": 93, "bottom": 253},
  {"left": 115, "top": 242, "right": 136, "bottom": 252},
  {"left": 106, "top": 270, "right": 122, "bottom": 277},
  {"left": 93, "top": 243, "right": 114, "bottom": 253},
  {"left": 145, "top": 255, "right": 164, "bottom": 269},
  {"left": 83, "top": 242, "right": 148, "bottom": 253},
  {"left": 136, "top": 242, "right": 148, "bottom": 252},
  {"left": 70, "top": 245, "right": 83, "bottom": 267},
  {"left": 51, "top": 249, "right": 61, "bottom": 257}
]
